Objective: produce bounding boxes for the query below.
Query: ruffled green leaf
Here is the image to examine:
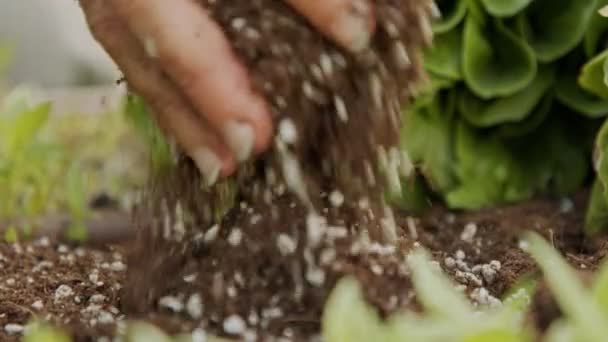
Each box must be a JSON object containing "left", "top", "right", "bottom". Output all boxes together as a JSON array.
[
  {"left": 519, "top": 0, "right": 597, "bottom": 62},
  {"left": 459, "top": 66, "right": 555, "bottom": 127},
  {"left": 402, "top": 91, "right": 457, "bottom": 192},
  {"left": 556, "top": 71, "right": 608, "bottom": 117},
  {"left": 480, "top": 0, "right": 533, "bottom": 17},
  {"left": 497, "top": 95, "right": 553, "bottom": 138},
  {"left": 579, "top": 49, "right": 608, "bottom": 99},
  {"left": 585, "top": 0, "right": 608, "bottom": 57},
  {"left": 424, "top": 27, "right": 463, "bottom": 80},
  {"left": 433, "top": 0, "right": 467, "bottom": 34},
  {"left": 446, "top": 117, "right": 588, "bottom": 209},
  {"left": 388, "top": 173, "right": 431, "bottom": 214},
  {"left": 463, "top": 16, "right": 537, "bottom": 99}
]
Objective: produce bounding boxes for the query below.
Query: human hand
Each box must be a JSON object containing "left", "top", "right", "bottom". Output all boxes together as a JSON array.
[{"left": 79, "top": 0, "right": 375, "bottom": 185}]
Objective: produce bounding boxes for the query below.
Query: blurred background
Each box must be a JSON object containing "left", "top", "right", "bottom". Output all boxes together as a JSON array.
[{"left": 0, "top": 0, "right": 124, "bottom": 114}]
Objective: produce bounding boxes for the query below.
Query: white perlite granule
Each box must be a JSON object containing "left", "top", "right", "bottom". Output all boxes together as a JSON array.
[
  {"left": 278, "top": 118, "right": 297, "bottom": 144},
  {"left": 328, "top": 190, "right": 344, "bottom": 207},
  {"left": 158, "top": 295, "right": 184, "bottom": 313},
  {"left": 223, "top": 315, "right": 246, "bottom": 335},
  {"left": 276, "top": 234, "right": 297, "bottom": 256},
  {"left": 54, "top": 284, "right": 74, "bottom": 302},
  {"left": 228, "top": 228, "right": 244, "bottom": 246},
  {"left": 4, "top": 324, "right": 24, "bottom": 335},
  {"left": 31, "top": 300, "right": 44, "bottom": 310},
  {"left": 460, "top": 223, "right": 477, "bottom": 243},
  {"left": 186, "top": 294, "right": 203, "bottom": 319}
]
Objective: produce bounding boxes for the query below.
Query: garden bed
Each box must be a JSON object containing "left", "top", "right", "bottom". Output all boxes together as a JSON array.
[{"left": 1, "top": 190, "right": 605, "bottom": 341}]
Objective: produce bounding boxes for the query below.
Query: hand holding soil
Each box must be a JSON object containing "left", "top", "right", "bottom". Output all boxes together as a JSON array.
[{"left": 79, "top": 0, "right": 375, "bottom": 185}]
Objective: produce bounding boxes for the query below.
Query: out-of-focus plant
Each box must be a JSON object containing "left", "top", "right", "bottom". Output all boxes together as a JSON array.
[
  {"left": 122, "top": 321, "right": 234, "bottom": 342},
  {"left": 400, "top": 0, "right": 606, "bottom": 210},
  {"left": 322, "top": 247, "right": 533, "bottom": 342},
  {"left": 523, "top": 232, "right": 608, "bottom": 341},
  {"left": 0, "top": 87, "right": 146, "bottom": 241}
]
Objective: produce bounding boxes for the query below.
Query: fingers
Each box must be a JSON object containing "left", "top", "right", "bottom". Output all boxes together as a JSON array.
[
  {"left": 110, "top": 0, "right": 274, "bottom": 163},
  {"left": 284, "top": 0, "right": 375, "bottom": 53},
  {"left": 80, "top": 0, "right": 235, "bottom": 183}
]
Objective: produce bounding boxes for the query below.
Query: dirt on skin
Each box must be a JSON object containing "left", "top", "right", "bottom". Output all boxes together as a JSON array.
[{"left": 2, "top": 192, "right": 606, "bottom": 341}]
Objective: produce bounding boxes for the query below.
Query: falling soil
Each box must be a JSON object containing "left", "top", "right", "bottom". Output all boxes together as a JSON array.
[
  {"left": 2, "top": 192, "right": 607, "bottom": 341},
  {"left": 122, "top": 0, "right": 434, "bottom": 340}
]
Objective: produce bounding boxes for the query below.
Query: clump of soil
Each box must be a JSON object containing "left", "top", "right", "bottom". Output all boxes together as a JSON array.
[{"left": 123, "top": 0, "right": 435, "bottom": 339}]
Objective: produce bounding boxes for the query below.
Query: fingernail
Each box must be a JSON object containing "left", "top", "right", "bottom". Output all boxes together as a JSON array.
[
  {"left": 224, "top": 121, "right": 255, "bottom": 162},
  {"left": 333, "top": 1, "right": 373, "bottom": 53},
  {"left": 142, "top": 35, "right": 159, "bottom": 58},
  {"left": 191, "top": 147, "right": 222, "bottom": 186}
]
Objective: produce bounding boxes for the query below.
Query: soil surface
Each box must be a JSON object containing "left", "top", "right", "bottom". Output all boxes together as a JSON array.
[{"left": 2, "top": 191, "right": 606, "bottom": 342}]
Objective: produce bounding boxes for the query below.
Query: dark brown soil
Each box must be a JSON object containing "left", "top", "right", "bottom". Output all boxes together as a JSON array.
[{"left": 2, "top": 191, "right": 606, "bottom": 341}]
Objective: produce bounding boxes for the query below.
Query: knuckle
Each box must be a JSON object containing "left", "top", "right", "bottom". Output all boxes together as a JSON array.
[{"left": 87, "top": 11, "right": 123, "bottom": 44}]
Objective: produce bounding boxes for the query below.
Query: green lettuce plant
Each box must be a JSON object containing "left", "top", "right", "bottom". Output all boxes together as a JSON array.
[{"left": 401, "top": 0, "right": 607, "bottom": 210}]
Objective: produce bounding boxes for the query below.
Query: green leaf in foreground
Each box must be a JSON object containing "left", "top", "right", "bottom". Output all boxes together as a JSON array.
[
  {"left": 322, "top": 276, "right": 384, "bottom": 342},
  {"left": 463, "top": 16, "right": 536, "bottom": 99},
  {"left": 23, "top": 321, "right": 72, "bottom": 342},
  {"left": 124, "top": 322, "right": 173, "bottom": 342},
  {"left": 523, "top": 232, "right": 608, "bottom": 342},
  {"left": 519, "top": 0, "right": 597, "bottom": 63},
  {"left": 323, "top": 248, "right": 531, "bottom": 342}
]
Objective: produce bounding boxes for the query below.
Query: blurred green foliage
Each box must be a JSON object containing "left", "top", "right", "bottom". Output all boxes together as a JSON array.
[
  {"left": 0, "top": 87, "right": 146, "bottom": 241},
  {"left": 401, "top": 0, "right": 608, "bottom": 213}
]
